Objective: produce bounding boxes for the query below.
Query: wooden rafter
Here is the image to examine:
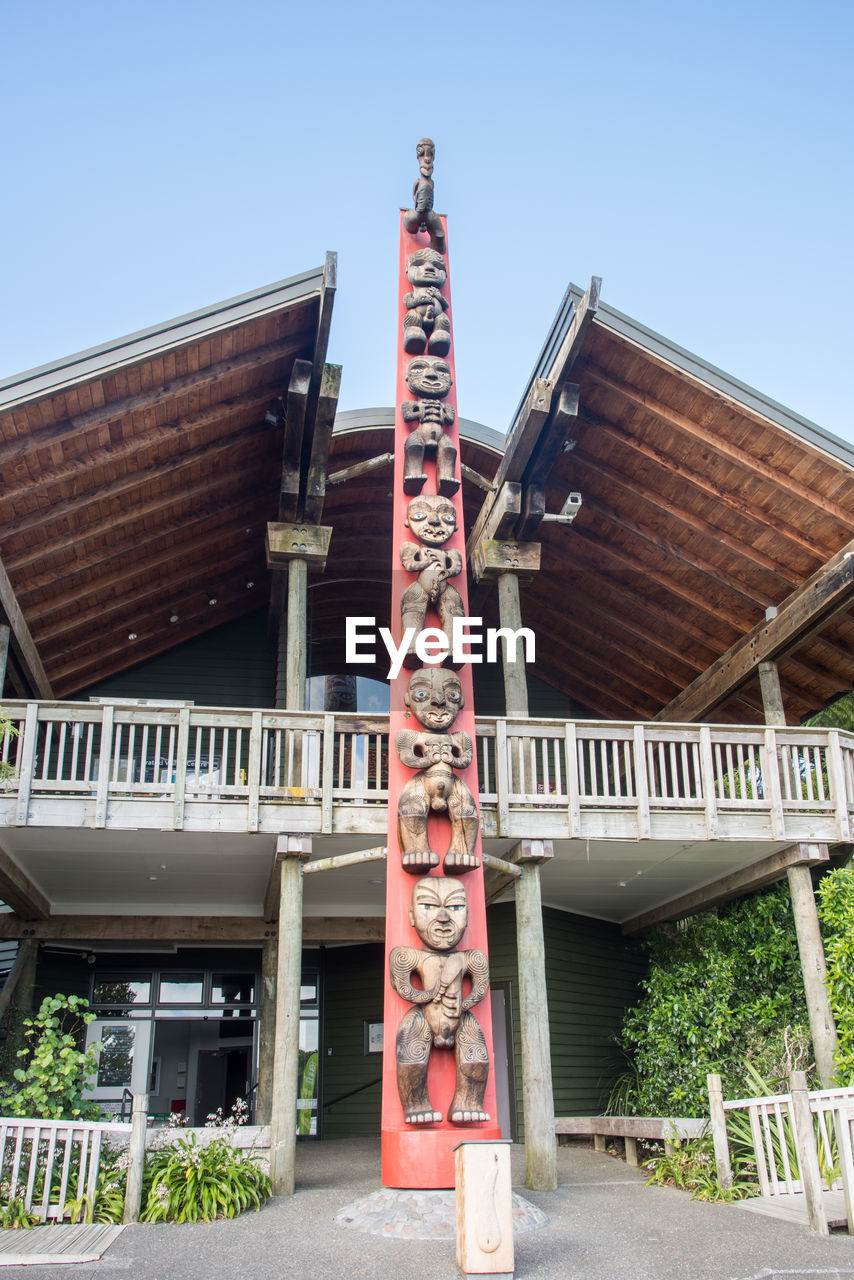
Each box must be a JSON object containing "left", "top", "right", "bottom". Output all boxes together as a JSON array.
[
  {"left": 584, "top": 363, "right": 854, "bottom": 531},
  {"left": 656, "top": 539, "right": 854, "bottom": 722},
  {"left": 0, "top": 840, "right": 50, "bottom": 918},
  {"left": 0, "top": 337, "right": 306, "bottom": 466},
  {"left": 580, "top": 412, "right": 835, "bottom": 562},
  {"left": 0, "top": 557, "right": 51, "bottom": 698}
]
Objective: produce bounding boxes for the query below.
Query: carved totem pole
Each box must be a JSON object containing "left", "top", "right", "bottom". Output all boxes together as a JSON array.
[{"left": 382, "top": 139, "right": 501, "bottom": 1189}]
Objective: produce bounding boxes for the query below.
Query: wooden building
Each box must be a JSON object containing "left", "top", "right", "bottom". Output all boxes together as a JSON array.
[{"left": 0, "top": 260, "right": 852, "bottom": 1191}]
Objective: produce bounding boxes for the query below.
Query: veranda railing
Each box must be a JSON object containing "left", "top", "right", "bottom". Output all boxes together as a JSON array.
[{"left": 1, "top": 702, "right": 852, "bottom": 840}]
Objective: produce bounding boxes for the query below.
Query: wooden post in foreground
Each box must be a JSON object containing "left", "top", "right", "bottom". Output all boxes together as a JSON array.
[
  {"left": 706, "top": 1073, "right": 732, "bottom": 1187},
  {"left": 788, "top": 1070, "right": 829, "bottom": 1235},
  {"left": 759, "top": 659, "right": 838, "bottom": 1086},
  {"left": 515, "top": 839, "right": 557, "bottom": 1191},
  {"left": 255, "top": 935, "right": 277, "bottom": 1126},
  {"left": 122, "top": 1093, "right": 149, "bottom": 1223},
  {"left": 496, "top": 572, "right": 529, "bottom": 719},
  {"left": 269, "top": 835, "right": 311, "bottom": 1196}
]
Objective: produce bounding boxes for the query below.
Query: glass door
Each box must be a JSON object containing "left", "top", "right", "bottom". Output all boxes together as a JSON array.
[{"left": 85, "top": 1018, "right": 152, "bottom": 1107}]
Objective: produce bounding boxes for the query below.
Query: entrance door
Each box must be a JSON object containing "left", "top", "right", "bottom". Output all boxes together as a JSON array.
[
  {"left": 194, "top": 1048, "right": 250, "bottom": 1126},
  {"left": 85, "top": 1019, "right": 152, "bottom": 1106}
]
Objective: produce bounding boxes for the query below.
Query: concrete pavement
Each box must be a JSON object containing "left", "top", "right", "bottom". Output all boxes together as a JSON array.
[{"left": 3, "top": 1139, "right": 854, "bottom": 1280}]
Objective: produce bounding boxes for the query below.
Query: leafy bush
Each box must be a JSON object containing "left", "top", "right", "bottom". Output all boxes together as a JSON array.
[
  {"left": 645, "top": 1135, "right": 755, "bottom": 1202},
  {"left": 614, "top": 884, "right": 810, "bottom": 1115},
  {"left": 141, "top": 1133, "right": 270, "bottom": 1223},
  {"left": 0, "top": 1190, "right": 39, "bottom": 1230},
  {"left": 1, "top": 994, "right": 101, "bottom": 1121},
  {"left": 817, "top": 865, "right": 854, "bottom": 1084}
]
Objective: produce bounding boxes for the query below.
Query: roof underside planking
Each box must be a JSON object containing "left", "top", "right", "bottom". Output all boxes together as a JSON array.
[{"left": 0, "top": 267, "right": 851, "bottom": 725}]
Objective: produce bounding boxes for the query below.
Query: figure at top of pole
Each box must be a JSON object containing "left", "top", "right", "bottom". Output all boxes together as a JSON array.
[{"left": 404, "top": 137, "right": 446, "bottom": 256}]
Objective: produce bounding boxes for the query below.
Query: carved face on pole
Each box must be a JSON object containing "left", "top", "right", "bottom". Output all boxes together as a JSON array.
[
  {"left": 416, "top": 137, "right": 435, "bottom": 178},
  {"left": 409, "top": 876, "right": 468, "bottom": 951},
  {"left": 406, "top": 356, "right": 452, "bottom": 399},
  {"left": 406, "top": 248, "right": 447, "bottom": 288},
  {"left": 404, "top": 667, "right": 464, "bottom": 731},
  {"left": 405, "top": 495, "right": 457, "bottom": 547}
]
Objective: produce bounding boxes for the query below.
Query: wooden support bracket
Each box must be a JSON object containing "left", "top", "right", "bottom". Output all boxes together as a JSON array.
[{"left": 266, "top": 523, "right": 333, "bottom": 570}]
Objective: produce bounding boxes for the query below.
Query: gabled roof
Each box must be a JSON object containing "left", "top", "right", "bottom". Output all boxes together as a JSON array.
[
  {"left": 509, "top": 284, "right": 854, "bottom": 722},
  {"left": 0, "top": 264, "right": 333, "bottom": 696}
]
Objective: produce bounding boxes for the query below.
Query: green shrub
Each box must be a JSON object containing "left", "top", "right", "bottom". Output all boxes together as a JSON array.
[
  {"left": 816, "top": 865, "right": 854, "bottom": 1084},
  {"left": 2, "top": 994, "right": 101, "bottom": 1121},
  {"left": 614, "top": 884, "right": 810, "bottom": 1115},
  {"left": 645, "top": 1135, "right": 756, "bottom": 1202},
  {"left": 141, "top": 1133, "right": 271, "bottom": 1223}
]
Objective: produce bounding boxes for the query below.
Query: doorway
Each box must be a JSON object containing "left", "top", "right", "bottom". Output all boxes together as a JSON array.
[{"left": 194, "top": 1048, "right": 251, "bottom": 1126}]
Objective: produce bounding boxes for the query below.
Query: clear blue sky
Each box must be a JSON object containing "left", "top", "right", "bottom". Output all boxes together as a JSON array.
[{"left": 3, "top": 0, "right": 852, "bottom": 444}]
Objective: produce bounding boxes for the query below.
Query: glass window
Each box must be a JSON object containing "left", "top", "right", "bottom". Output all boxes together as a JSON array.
[
  {"left": 158, "top": 973, "right": 204, "bottom": 1004},
  {"left": 211, "top": 973, "right": 255, "bottom": 1005},
  {"left": 300, "top": 980, "right": 318, "bottom": 1006},
  {"left": 93, "top": 974, "right": 151, "bottom": 1005},
  {"left": 97, "top": 1024, "right": 136, "bottom": 1088}
]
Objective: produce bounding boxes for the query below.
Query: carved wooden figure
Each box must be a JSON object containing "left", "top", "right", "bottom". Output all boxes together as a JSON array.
[
  {"left": 403, "top": 248, "right": 450, "bottom": 355},
  {"left": 396, "top": 668, "right": 479, "bottom": 873},
  {"left": 401, "top": 356, "right": 459, "bottom": 496},
  {"left": 400, "top": 496, "right": 464, "bottom": 668},
  {"left": 403, "top": 137, "right": 446, "bottom": 255},
  {"left": 390, "top": 876, "right": 490, "bottom": 1124}
]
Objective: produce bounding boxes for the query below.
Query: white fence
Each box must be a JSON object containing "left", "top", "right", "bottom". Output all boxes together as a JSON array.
[
  {"left": 1, "top": 701, "right": 852, "bottom": 842},
  {"left": 0, "top": 1116, "right": 131, "bottom": 1222},
  {"left": 708, "top": 1071, "right": 854, "bottom": 1234}
]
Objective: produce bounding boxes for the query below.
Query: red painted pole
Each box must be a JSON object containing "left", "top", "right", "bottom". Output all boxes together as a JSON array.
[{"left": 381, "top": 211, "right": 501, "bottom": 1190}]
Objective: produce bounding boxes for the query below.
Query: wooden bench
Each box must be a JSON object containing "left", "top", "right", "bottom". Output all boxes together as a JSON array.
[{"left": 555, "top": 1116, "right": 706, "bottom": 1166}]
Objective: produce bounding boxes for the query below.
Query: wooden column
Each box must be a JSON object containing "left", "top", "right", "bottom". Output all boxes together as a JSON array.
[
  {"left": 0, "top": 623, "right": 9, "bottom": 696},
  {"left": 122, "top": 1093, "right": 149, "bottom": 1224},
  {"left": 514, "top": 839, "right": 557, "bottom": 1191},
  {"left": 286, "top": 558, "right": 308, "bottom": 709},
  {"left": 788, "top": 860, "right": 839, "bottom": 1086},
  {"left": 496, "top": 572, "right": 529, "bottom": 718},
  {"left": 269, "top": 836, "right": 311, "bottom": 1196},
  {"left": 759, "top": 660, "right": 839, "bottom": 1086},
  {"left": 255, "top": 936, "right": 277, "bottom": 1126},
  {"left": 0, "top": 938, "right": 38, "bottom": 1019}
]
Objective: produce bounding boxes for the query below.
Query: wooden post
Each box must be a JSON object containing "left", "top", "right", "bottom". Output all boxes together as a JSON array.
[
  {"left": 286, "top": 558, "right": 308, "bottom": 710},
  {"left": 0, "top": 623, "right": 9, "bottom": 696},
  {"left": 496, "top": 572, "right": 529, "bottom": 718},
  {"left": 269, "top": 836, "right": 311, "bottom": 1196},
  {"left": 759, "top": 660, "right": 839, "bottom": 1087},
  {"left": 624, "top": 1136, "right": 639, "bottom": 1167},
  {"left": 514, "top": 839, "right": 557, "bottom": 1191},
  {"left": 122, "top": 1092, "right": 149, "bottom": 1224},
  {"left": 255, "top": 935, "right": 277, "bottom": 1126},
  {"left": 593, "top": 1134, "right": 606, "bottom": 1152},
  {"left": 455, "top": 1141, "right": 514, "bottom": 1277},
  {"left": 706, "top": 1073, "right": 732, "bottom": 1187},
  {"left": 788, "top": 861, "right": 839, "bottom": 1087},
  {"left": 788, "top": 1070, "right": 829, "bottom": 1235},
  {"left": 0, "top": 938, "right": 38, "bottom": 1018}
]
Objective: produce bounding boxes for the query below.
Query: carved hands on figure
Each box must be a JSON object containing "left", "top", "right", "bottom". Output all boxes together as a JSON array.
[{"left": 390, "top": 877, "right": 490, "bottom": 1125}]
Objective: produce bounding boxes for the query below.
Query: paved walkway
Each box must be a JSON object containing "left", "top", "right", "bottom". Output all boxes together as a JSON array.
[{"left": 3, "top": 1139, "right": 854, "bottom": 1280}]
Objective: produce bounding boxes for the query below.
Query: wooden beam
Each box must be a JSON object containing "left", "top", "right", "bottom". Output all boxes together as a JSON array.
[
  {"left": 522, "top": 384, "right": 580, "bottom": 490},
  {"left": 327, "top": 452, "right": 395, "bottom": 487},
  {"left": 465, "top": 483, "right": 521, "bottom": 561},
  {"left": 0, "top": 840, "right": 50, "bottom": 918},
  {"left": 0, "top": 557, "right": 52, "bottom": 698},
  {"left": 584, "top": 364, "right": 854, "bottom": 532},
  {"left": 656, "top": 539, "right": 854, "bottom": 722},
  {"left": 303, "top": 363, "right": 342, "bottom": 522},
  {"left": 621, "top": 843, "right": 830, "bottom": 935},
  {"left": 471, "top": 540, "right": 541, "bottom": 583},
  {"left": 0, "top": 338, "right": 307, "bottom": 469},
  {"left": 278, "top": 359, "right": 312, "bottom": 520},
  {"left": 484, "top": 839, "right": 548, "bottom": 906},
  {"left": 302, "top": 251, "right": 337, "bottom": 459},
  {"left": 490, "top": 377, "right": 554, "bottom": 491},
  {"left": 541, "top": 276, "right": 600, "bottom": 394},
  {"left": 0, "top": 913, "right": 385, "bottom": 943},
  {"left": 266, "top": 523, "right": 333, "bottom": 570}
]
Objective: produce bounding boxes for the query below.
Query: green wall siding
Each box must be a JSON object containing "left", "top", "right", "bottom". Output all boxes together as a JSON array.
[
  {"left": 487, "top": 903, "right": 646, "bottom": 1136},
  {"left": 321, "top": 944, "right": 384, "bottom": 1138},
  {"left": 81, "top": 611, "right": 277, "bottom": 708}
]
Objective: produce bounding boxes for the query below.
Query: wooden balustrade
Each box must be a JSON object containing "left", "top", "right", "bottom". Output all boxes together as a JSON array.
[{"left": 0, "top": 702, "right": 851, "bottom": 842}]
